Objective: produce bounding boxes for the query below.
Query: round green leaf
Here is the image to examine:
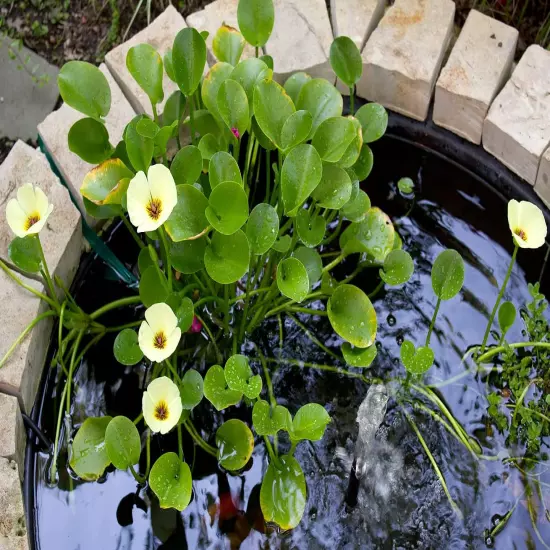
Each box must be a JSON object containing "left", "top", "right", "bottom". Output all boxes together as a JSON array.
[
  {"left": 217, "top": 79, "right": 249, "bottom": 136},
  {"left": 216, "top": 418, "right": 254, "bottom": 471},
  {"left": 291, "top": 403, "right": 330, "bottom": 441},
  {"left": 69, "top": 417, "right": 112, "bottom": 481},
  {"left": 198, "top": 133, "right": 221, "bottom": 162},
  {"left": 175, "top": 296, "right": 194, "bottom": 332},
  {"left": 342, "top": 343, "right": 377, "bottom": 368},
  {"left": 139, "top": 265, "right": 169, "bottom": 307},
  {"left": 296, "top": 78, "right": 342, "bottom": 138},
  {"left": 125, "top": 115, "right": 154, "bottom": 173},
  {"left": 252, "top": 400, "right": 292, "bottom": 436},
  {"left": 81, "top": 158, "right": 133, "bottom": 205},
  {"left": 431, "top": 249, "right": 465, "bottom": 301},
  {"left": 136, "top": 117, "right": 160, "bottom": 139},
  {"left": 231, "top": 58, "right": 272, "bottom": 114},
  {"left": 281, "top": 144, "right": 322, "bottom": 216},
  {"left": 330, "top": 36, "right": 362, "bottom": 88},
  {"left": 105, "top": 416, "right": 141, "bottom": 470},
  {"left": 237, "top": 0, "right": 274, "bottom": 47},
  {"left": 163, "top": 49, "right": 176, "bottom": 82},
  {"left": 339, "top": 207, "right": 395, "bottom": 262},
  {"left": 171, "top": 145, "right": 203, "bottom": 186},
  {"left": 224, "top": 354, "right": 262, "bottom": 399},
  {"left": 113, "top": 329, "right": 143, "bottom": 366},
  {"left": 284, "top": 72, "right": 311, "bottom": 106},
  {"left": 165, "top": 184, "right": 209, "bottom": 242},
  {"left": 400, "top": 340, "right": 434, "bottom": 374},
  {"left": 68, "top": 118, "right": 113, "bottom": 164},
  {"left": 340, "top": 178, "right": 371, "bottom": 222},
  {"left": 312, "top": 163, "right": 352, "bottom": 209},
  {"left": 83, "top": 197, "right": 122, "bottom": 220},
  {"left": 213, "top": 25, "right": 245, "bottom": 66},
  {"left": 337, "top": 117, "right": 363, "bottom": 168},
  {"left": 202, "top": 62, "right": 234, "bottom": 121},
  {"left": 253, "top": 78, "right": 295, "bottom": 149},
  {"left": 252, "top": 115, "right": 276, "bottom": 150},
  {"left": 209, "top": 151, "right": 242, "bottom": 189},
  {"left": 379, "top": 249, "right": 414, "bottom": 286},
  {"left": 328, "top": 284, "right": 377, "bottom": 348},
  {"left": 259, "top": 54, "right": 273, "bottom": 69},
  {"left": 8, "top": 236, "right": 41, "bottom": 273},
  {"left": 180, "top": 369, "right": 204, "bottom": 409},
  {"left": 260, "top": 454, "right": 306, "bottom": 530},
  {"left": 353, "top": 144, "right": 374, "bottom": 181},
  {"left": 272, "top": 234, "right": 291, "bottom": 253},
  {"left": 163, "top": 90, "right": 186, "bottom": 126},
  {"left": 204, "top": 364, "right": 242, "bottom": 411},
  {"left": 169, "top": 237, "right": 206, "bottom": 274},
  {"left": 246, "top": 203, "right": 279, "bottom": 254},
  {"left": 126, "top": 43, "right": 164, "bottom": 105},
  {"left": 498, "top": 301, "right": 516, "bottom": 336},
  {"left": 205, "top": 181, "right": 249, "bottom": 235},
  {"left": 398, "top": 177, "right": 414, "bottom": 194},
  {"left": 280, "top": 110, "right": 313, "bottom": 152},
  {"left": 321, "top": 271, "right": 340, "bottom": 295},
  {"left": 149, "top": 452, "right": 192, "bottom": 511},
  {"left": 204, "top": 230, "right": 250, "bottom": 284},
  {"left": 58, "top": 61, "right": 111, "bottom": 119},
  {"left": 312, "top": 116, "right": 357, "bottom": 163},
  {"left": 277, "top": 257, "right": 309, "bottom": 302},
  {"left": 355, "top": 103, "right": 388, "bottom": 143},
  {"left": 295, "top": 208, "right": 326, "bottom": 247},
  {"left": 172, "top": 27, "right": 207, "bottom": 95},
  {"left": 292, "top": 246, "right": 322, "bottom": 286}
]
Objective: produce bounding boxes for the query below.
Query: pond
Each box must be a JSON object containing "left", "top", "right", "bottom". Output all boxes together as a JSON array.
[{"left": 26, "top": 119, "right": 550, "bottom": 549}]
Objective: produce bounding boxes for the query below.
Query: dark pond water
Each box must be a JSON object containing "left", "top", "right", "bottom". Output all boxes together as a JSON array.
[{"left": 27, "top": 131, "right": 550, "bottom": 549}]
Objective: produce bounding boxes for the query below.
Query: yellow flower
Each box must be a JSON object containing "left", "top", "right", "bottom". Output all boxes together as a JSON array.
[
  {"left": 138, "top": 303, "right": 182, "bottom": 363},
  {"left": 127, "top": 164, "right": 177, "bottom": 233},
  {"left": 142, "top": 376, "right": 182, "bottom": 434},
  {"left": 6, "top": 183, "right": 53, "bottom": 238},
  {"left": 508, "top": 199, "right": 547, "bottom": 249}
]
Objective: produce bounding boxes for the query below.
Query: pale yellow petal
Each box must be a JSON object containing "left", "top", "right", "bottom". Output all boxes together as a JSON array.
[
  {"left": 17, "top": 183, "right": 38, "bottom": 214},
  {"left": 519, "top": 202, "right": 547, "bottom": 249},
  {"left": 27, "top": 216, "right": 47, "bottom": 236},
  {"left": 148, "top": 164, "right": 177, "bottom": 226},
  {"left": 160, "top": 397, "right": 182, "bottom": 434},
  {"left": 6, "top": 199, "right": 28, "bottom": 238},
  {"left": 146, "top": 376, "right": 176, "bottom": 403},
  {"left": 127, "top": 172, "right": 151, "bottom": 230},
  {"left": 138, "top": 320, "right": 157, "bottom": 361},
  {"left": 144, "top": 303, "right": 178, "bottom": 334},
  {"left": 163, "top": 327, "right": 182, "bottom": 360},
  {"left": 34, "top": 187, "right": 50, "bottom": 217},
  {"left": 142, "top": 391, "right": 158, "bottom": 431}
]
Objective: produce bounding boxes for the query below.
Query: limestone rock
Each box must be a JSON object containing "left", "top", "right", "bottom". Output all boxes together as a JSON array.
[
  {"left": 105, "top": 5, "right": 187, "bottom": 115},
  {"left": 434, "top": 10, "right": 518, "bottom": 144},
  {"left": 357, "top": 0, "right": 455, "bottom": 121},
  {"left": 535, "top": 146, "right": 550, "bottom": 207},
  {"left": 483, "top": 45, "right": 550, "bottom": 185},
  {"left": 0, "top": 458, "right": 27, "bottom": 550}
]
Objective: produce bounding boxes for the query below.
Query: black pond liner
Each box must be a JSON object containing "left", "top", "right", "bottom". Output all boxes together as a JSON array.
[{"left": 23, "top": 105, "right": 550, "bottom": 550}]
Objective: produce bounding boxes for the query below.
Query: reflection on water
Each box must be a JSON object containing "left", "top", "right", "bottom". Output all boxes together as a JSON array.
[{"left": 30, "top": 135, "right": 550, "bottom": 549}]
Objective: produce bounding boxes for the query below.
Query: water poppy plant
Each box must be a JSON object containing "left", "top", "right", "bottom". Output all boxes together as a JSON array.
[
  {"left": 138, "top": 302, "right": 181, "bottom": 363},
  {"left": 6, "top": 183, "right": 53, "bottom": 238},
  {"left": 142, "top": 376, "right": 183, "bottom": 434}
]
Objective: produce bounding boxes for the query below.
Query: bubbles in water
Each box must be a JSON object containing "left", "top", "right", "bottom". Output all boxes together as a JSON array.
[{"left": 387, "top": 314, "right": 396, "bottom": 327}]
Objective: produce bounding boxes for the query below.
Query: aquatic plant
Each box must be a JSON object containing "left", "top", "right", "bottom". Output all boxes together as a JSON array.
[{"left": 1, "top": 0, "right": 549, "bottom": 538}]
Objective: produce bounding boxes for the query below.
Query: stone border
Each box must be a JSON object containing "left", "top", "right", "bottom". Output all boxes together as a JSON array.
[{"left": 2, "top": 1, "right": 550, "bottom": 549}]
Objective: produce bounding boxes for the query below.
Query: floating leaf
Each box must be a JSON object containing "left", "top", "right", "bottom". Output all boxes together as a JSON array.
[
  {"left": 400, "top": 340, "right": 434, "bottom": 374},
  {"left": 277, "top": 257, "right": 309, "bottom": 302},
  {"left": 296, "top": 78, "right": 342, "bottom": 138},
  {"left": 126, "top": 43, "right": 164, "bottom": 105},
  {"left": 114, "top": 329, "right": 143, "bottom": 366},
  {"left": 329, "top": 36, "right": 362, "bottom": 88},
  {"left": 180, "top": 369, "right": 203, "bottom": 409},
  {"left": 58, "top": 61, "right": 111, "bottom": 119},
  {"left": 217, "top": 79, "right": 249, "bottom": 137},
  {"left": 271, "top": 234, "right": 291, "bottom": 253},
  {"left": 290, "top": 403, "right": 330, "bottom": 442},
  {"left": 340, "top": 178, "right": 370, "bottom": 222},
  {"left": 213, "top": 25, "right": 245, "bottom": 66},
  {"left": 431, "top": 249, "right": 465, "bottom": 301},
  {"left": 260, "top": 455, "right": 306, "bottom": 530},
  {"left": 498, "top": 301, "right": 516, "bottom": 336},
  {"left": 68, "top": 117, "right": 113, "bottom": 164},
  {"left": 341, "top": 343, "right": 377, "bottom": 368},
  {"left": 216, "top": 419, "right": 254, "bottom": 471},
  {"left": 295, "top": 208, "right": 326, "bottom": 247},
  {"left": 149, "top": 452, "right": 192, "bottom": 511},
  {"left": 280, "top": 110, "right": 313, "bottom": 152},
  {"left": 281, "top": 144, "right": 322, "bottom": 216},
  {"left": 171, "top": 145, "right": 203, "bottom": 186},
  {"left": 312, "top": 163, "right": 352, "bottom": 209},
  {"left": 209, "top": 151, "right": 242, "bottom": 189},
  {"left": 204, "top": 365, "right": 242, "bottom": 410},
  {"left": 69, "top": 417, "right": 112, "bottom": 481},
  {"left": 292, "top": 246, "right": 322, "bottom": 286},
  {"left": 246, "top": 203, "right": 279, "bottom": 255},
  {"left": 172, "top": 27, "right": 206, "bottom": 95},
  {"left": 204, "top": 230, "right": 250, "bottom": 284},
  {"left": 105, "top": 416, "right": 141, "bottom": 470},
  {"left": 8, "top": 236, "right": 41, "bottom": 273},
  {"left": 81, "top": 158, "right": 133, "bottom": 205},
  {"left": 169, "top": 237, "right": 206, "bottom": 274},
  {"left": 224, "top": 354, "right": 262, "bottom": 399},
  {"left": 284, "top": 72, "right": 311, "bottom": 105},
  {"left": 355, "top": 103, "right": 388, "bottom": 143},
  {"left": 231, "top": 58, "right": 272, "bottom": 114},
  {"left": 165, "top": 184, "right": 209, "bottom": 242},
  {"left": 205, "top": 181, "right": 249, "bottom": 235},
  {"left": 139, "top": 265, "right": 169, "bottom": 307},
  {"left": 398, "top": 177, "right": 414, "bottom": 194},
  {"left": 328, "top": 284, "right": 377, "bottom": 348},
  {"left": 311, "top": 116, "right": 356, "bottom": 163},
  {"left": 379, "top": 249, "right": 414, "bottom": 286},
  {"left": 252, "top": 399, "right": 292, "bottom": 436},
  {"left": 237, "top": 0, "right": 274, "bottom": 47}
]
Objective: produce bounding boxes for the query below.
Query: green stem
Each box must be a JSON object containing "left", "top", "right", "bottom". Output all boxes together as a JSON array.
[
  {"left": 36, "top": 235, "right": 59, "bottom": 307},
  {"left": 66, "top": 331, "right": 85, "bottom": 415},
  {"left": 224, "top": 284, "right": 230, "bottom": 335},
  {"left": 188, "top": 96, "right": 196, "bottom": 145},
  {"left": 263, "top": 436, "right": 279, "bottom": 465},
  {"left": 322, "top": 253, "right": 345, "bottom": 274},
  {"left": 425, "top": 296, "right": 441, "bottom": 346},
  {"left": 177, "top": 424, "right": 183, "bottom": 461},
  {"left": 165, "top": 359, "right": 182, "bottom": 384},
  {"left": 152, "top": 102, "right": 160, "bottom": 124},
  {"left": 194, "top": 313, "right": 222, "bottom": 363},
  {"left": 287, "top": 313, "right": 339, "bottom": 359},
  {"left": 183, "top": 419, "right": 217, "bottom": 456},
  {"left": 50, "top": 380, "right": 68, "bottom": 484},
  {"left": 349, "top": 87, "right": 355, "bottom": 115},
  {"left": 287, "top": 306, "right": 328, "bottom": 316},
  {"left": 129, "top": 464, "right": 146, "bottom": 484},
  {"left": 263, "top": 291, "right": 325, "bottom": 318},
  {"left": 480, "top": 244, "right": 518, "bottom": 353},
  {"left": 89, "top": 295, "right": 141, "bottom": 320},
  {"left": 121, "top": 214, "right": 144, "bottom": 248},
  {"left": 159, "top": 227, "right": 172, "bottom": 290},
  {"left": 476, "top": 341, "right": 550, "bottom": 363},
  {"left": 0, "top": 310, "right": 57, "bottom": 368},
  {"left": 145, "top": 431, "right": 151, "bottom": 478}
]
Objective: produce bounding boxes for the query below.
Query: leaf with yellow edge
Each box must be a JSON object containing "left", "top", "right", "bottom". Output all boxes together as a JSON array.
[{"left": 81, "top": 159, "right": 133, "bottom": 205}]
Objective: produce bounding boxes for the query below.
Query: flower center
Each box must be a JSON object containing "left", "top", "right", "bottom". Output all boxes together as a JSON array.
[
  {"left": 153, "top": 331, "right": 167, "bottom": 349},
  {"left": 146, "top": 198, "right": 162, "bottom": 221},
  {"left": 514, "top": 227, "right": 527, "bottom": 241},
  {"left": 154, "top": 400, "right": 169, "bottom": 421},
  {"left": 25, "top": 213, "right": 40, "bottom": 231}
]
